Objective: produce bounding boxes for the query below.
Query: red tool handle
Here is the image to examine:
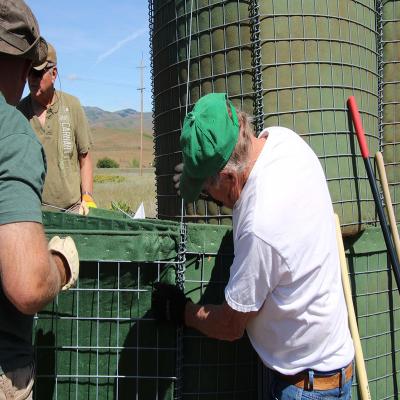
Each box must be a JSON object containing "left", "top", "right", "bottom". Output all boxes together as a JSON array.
[{"left": 347, "top": 96, "right": 369, "bottom": 159}]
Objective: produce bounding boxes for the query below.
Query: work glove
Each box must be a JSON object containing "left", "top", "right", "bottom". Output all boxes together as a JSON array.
[
  {"left": 48, "top": 236, "right": 79, "bottom": 291},
  {"left": 82, "top": 193, "right": 97, "bottom": 208},
  {"left": 78, "top": 201, "right": 89, "bottom": 216},
  {"left": 172, "top": 163, "right": 183, "bottom": 196},
  {"left": 151, "top": 282, "right": 191, "bottom": 325}
]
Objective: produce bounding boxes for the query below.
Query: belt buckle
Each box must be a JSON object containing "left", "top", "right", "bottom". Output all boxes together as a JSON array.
[{"left": 306, "top": 370, "right": 314, "bottom": 391}]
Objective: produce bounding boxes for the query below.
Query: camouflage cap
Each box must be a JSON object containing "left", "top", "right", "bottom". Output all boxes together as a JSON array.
[
  {"left": 0, "top": 0, "right": 47, "bottom": 66},
  {"left": 33, "top": 42, "right": 56, "bottom": 71}
]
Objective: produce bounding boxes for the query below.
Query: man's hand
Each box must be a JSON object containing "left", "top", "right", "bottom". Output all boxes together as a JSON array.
[
  {"left": 48, "top": 236, "right": 79, "bottom": 290},
  {"left": 151, "top": 282, "right": 190, "bottom": 325},
  {"left": 172, "top": 163, "right": 183, "bottom": 196}
]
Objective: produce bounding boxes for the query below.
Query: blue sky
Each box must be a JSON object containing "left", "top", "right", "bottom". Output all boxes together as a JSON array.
[{"left": 25, "top": 1, "right": 152, "bottom": 112}]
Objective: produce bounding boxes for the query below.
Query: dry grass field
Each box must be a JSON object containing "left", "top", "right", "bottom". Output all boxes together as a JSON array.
[
  {"left": 91, "top": 126, "right": 154, "bottom": 169},
  {"left": 93, "top": 168, "right": 157, "bottom": 218}
]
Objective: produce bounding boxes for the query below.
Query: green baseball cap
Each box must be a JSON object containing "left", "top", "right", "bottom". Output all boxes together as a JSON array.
[
  {"left": 179, "top": 93, "right": 239, "bottom": 202},
  {"left": 0, "top": 0, "right": 47, "bottom": 66}
]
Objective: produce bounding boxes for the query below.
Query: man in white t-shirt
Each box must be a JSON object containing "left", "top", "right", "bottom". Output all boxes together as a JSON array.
[{"left": 152, "top": 93, "right": 354, "bottom": 399}]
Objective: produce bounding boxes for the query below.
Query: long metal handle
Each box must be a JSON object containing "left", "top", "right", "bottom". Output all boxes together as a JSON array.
[{"left": 347, "top": 96, "right": 400, "bottom": 294}]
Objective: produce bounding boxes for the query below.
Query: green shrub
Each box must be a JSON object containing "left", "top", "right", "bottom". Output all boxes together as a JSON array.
[
  {"left": 131, "top": 158, "right": 139, "bottom": 168},
  {"left": 97, "top": 157, "right": 119, "bottom": 168},
  {"left": 110, "top": 200, "right": 133, "bottom": 214},
  {"left": 94, "top": 175, "right": 126, "bottom": 183}
]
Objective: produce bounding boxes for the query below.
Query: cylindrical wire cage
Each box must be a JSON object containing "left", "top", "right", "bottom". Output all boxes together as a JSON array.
[
  {"left": 151, "top": 0, "right": 253, "bottom": 225},
  {"left": 381, "top": 0, "right": 400, "bottom": 221},
  {"left": 151, "top": 0, "right": 380, "bottom": 234}
]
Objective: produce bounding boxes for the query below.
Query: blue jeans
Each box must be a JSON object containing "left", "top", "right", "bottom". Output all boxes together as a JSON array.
[{"left": 267, "top": 368, "right": 353, "bottom": 399}]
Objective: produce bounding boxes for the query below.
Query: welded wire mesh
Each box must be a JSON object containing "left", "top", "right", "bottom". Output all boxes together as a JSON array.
[
  {"left": 182, "top": 250, "right": 258, "bottom": 399},
  {"left": 347, "top": 246, "right": 400, "bottom": 399},
  {"left": 380, "top": 0, "right": 400, "bottom": 221},
  {"left": 258, "top": 0, "right": 379, "bottom": 235},
  {"left": 151, "top": 0, "right": 252, "bottom": 223},
  {"left": 33, "top": 260, "right": 177, "bottom": 400},
  {"left": 31, "top": 212, "right": 400, "bottom": 399},
  {"left": 32, "top": 240, "right": 258, "bottom": 400},
  {"left": 151, "top": 0, "right": 381, "bottom": 234}
]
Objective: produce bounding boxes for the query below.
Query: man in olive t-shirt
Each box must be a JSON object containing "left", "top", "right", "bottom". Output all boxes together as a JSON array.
[{"left": 18, "top": 43, "right": 96, "bottom": 211}]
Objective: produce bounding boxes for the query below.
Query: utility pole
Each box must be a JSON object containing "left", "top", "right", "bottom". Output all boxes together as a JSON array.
[{"left": 137, "top": 55, "right": 145, "bottom": 176}]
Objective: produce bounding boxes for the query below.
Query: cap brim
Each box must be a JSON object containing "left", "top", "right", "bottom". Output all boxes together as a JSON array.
[
  {"left": 180, "top": 170, "right": 205, "bottom": 203},
  {"left": 33, "top": 61, "right": 48, "bottom": 71}
]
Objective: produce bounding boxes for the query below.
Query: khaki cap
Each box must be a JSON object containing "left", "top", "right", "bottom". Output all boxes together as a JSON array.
[
  {"left": 0, "top": 0, "right": 47, "bottom": 66},
  {"left": 33, "top": 42, "right": 57, "bottom": 71}
]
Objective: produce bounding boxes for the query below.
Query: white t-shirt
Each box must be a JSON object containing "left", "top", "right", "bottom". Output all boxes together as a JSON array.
[{"left": 225, "top": 127, "right": 354, "bottom": 375}]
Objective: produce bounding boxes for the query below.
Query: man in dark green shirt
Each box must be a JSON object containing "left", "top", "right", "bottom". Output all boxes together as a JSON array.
[{"left": 0, "top": 1, "right": 79, "bottom": 398}]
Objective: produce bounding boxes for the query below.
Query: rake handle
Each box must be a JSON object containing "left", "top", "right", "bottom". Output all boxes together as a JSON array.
[
  {"left": 347, "top": 96, "right": 400, "bottom": 294},
  {"left": 335, "top": 214, "right": 371, "bottom": 400},
  {"left": 347, "top": 96, "right": 369, "bottom": 159}
]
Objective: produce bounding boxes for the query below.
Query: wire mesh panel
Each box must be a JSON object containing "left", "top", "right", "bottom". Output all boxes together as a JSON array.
[
  {"left": 346, "top": 233, "right": 400, "bottom": 399},
  {"left": 258, "top": 0, "right": 379, "bottom": 235},
  {"left": 151, "top": 0, "right": 252, "bottom": 224},
  {"left": 34, "top": 213, "right": 259, "bottom": 400},
  {"left": 182, "top": 252, "right": 258, "bottom": 400},
  {"left": 33, "top": 260, "right": 177, "bottom": 400},
  {"left": 381, "top": 0, "right": 400, "bottom": 221},
  {"left": 151, "top": 0, "right": 380, "bottom": 234}
]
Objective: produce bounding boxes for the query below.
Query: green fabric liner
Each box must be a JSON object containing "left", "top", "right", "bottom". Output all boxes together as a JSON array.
[
  {"left": 43, "top": 210, "right": 396, "bottom": 261},
  {"left": 39, "top": 210, "right": 400, "bottom": 400},
  {"left": 43, "top": 211, "right": 180, "bottom": 262}
]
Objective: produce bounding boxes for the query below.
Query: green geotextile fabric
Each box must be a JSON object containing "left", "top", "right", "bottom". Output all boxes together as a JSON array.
[
  {"left": 259, "top": 0, "right": 378, "bottom": 235},
  {"left": 43, "top": 210, "right": 181, "bottom": 262},
  {"left": 152, "top": 0, "right": 252, "bottom": 222},
  {"left": 152, "top": 0, "right": 379, "bottom": 235},
  {"left": 39, "top": 210, "right": 400, "bottom": 399},
  {"left": 34, "top": 261, "right": 177, "bottom": 400},
  {"left": 382, "top": 1, "right": 400, "bottom": 221},
  {"left": 43, "top": 210, "right": 398, "bottom": 259}
]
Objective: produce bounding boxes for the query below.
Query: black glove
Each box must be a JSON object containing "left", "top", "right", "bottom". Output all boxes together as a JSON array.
[{"left": 151, "top": 282, "right": 190, "bottom": 325}]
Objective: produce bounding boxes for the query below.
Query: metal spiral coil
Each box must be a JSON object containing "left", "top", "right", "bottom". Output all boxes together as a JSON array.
[{"left": 249, "top": 0, "right": 264, "bottom": 135}]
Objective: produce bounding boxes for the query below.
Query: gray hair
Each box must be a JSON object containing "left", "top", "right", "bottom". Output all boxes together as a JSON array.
[{"left": 206, "top": 110, "right": 255, "bottom": 188}]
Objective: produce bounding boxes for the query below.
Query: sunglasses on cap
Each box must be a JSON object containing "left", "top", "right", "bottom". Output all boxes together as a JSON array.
[{"left": 29, "top": 66, "right": 53, "bottom": 79}]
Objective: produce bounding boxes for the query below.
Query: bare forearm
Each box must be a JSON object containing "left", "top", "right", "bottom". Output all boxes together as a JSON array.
[
  {"left": 79, "top": 152, "right": 93, "bottom": 195},
  {"left": 185, "top": 301, "right": 251, "bottom": 341},
  {"left": 0, "top": 222, "right": 68, "bottom": 314}
]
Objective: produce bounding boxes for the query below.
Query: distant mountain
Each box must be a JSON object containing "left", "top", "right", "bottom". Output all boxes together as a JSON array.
[{"left": 84, "top": 106, "right": 152, "bottom": 132}]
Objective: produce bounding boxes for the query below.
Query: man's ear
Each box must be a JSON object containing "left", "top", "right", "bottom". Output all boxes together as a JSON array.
[
  {"left": 52, "top": 66, "right": 58, "bottom": 82},
  {"left": 220, "top": 170, "right": 236, "bottom": 185}
]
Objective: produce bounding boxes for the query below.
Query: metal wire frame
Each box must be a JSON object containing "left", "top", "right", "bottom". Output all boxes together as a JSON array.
[
  {"left": 33, "top": 260, "right": 178, "bottom": 400},
  {"left": 151, "top": 0, "right": 253, "bottom": 223},
  {"left": 379, "top": 0, "right": 400, "bottom": 221},
  {"left": 257, "top": 0, "right": 379, "bottom": 232},
  {"left": 151, "top": 0, "right": 383, "bottom": 232},
  {"left": 346, "top": 249, "right": 400, "bottom": 400},
  {"left": 183, "top": 249, "right": 258, "bottom": 399},
  {"left": 32, "top": 253, "right": 259, "bottom": 400}
]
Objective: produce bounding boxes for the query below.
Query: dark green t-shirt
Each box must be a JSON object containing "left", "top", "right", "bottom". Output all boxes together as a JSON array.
[
  {"left": 0, "top": 92, "right": 46, "bottom": 373},
  {"left": 18, "top": 90, "right": 92, "bottom": 209}
]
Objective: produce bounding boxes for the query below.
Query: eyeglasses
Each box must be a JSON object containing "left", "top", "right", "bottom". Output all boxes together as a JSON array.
[
  {"left": 199, "top": 188, "right": 224, "bottom": 207},
  {"left": 29, "top": 67, "right": 52, "bottom": 79}
]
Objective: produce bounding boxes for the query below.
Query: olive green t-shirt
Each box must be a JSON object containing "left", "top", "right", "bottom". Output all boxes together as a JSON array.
[
  {"left": 0, "top": 92, "right": 46, "bottom": 373},
  {"left": 18, "top": 90, "right": 92, "bottom": 209}
]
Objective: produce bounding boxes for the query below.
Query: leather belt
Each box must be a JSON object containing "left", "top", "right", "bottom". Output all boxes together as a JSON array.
[{"left": 277, "top": 363, "right": 353, "bottom": 391}]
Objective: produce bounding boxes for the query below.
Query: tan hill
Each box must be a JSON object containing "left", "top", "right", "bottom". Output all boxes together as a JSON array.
[{"left": 84, "top": 107, "right": 154, "bottom": 168}]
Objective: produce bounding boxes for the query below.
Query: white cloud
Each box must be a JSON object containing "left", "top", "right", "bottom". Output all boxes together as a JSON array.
[
  {"left": 95, "top": 28, "right": 146, "bottom": 64},
  {"left": 66, "top": 74, "right": 79, "bottom": 81}
]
